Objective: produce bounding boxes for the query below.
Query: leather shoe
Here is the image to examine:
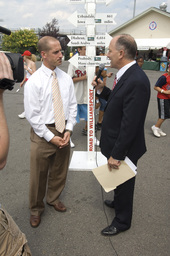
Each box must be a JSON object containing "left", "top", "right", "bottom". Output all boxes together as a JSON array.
[
  {"left": 30, "top": 215, "right": 41, "bottom": 228},
  {"left": 104, "top": 200, "right": 115, "bottom": 208},
  {"left": 101, "top": 225, "right": 120, "bottom": 236},
  {"left": 53, "top": 201, "right": 66, "bottom": 212}
]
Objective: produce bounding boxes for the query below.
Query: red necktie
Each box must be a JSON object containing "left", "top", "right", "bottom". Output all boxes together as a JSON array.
[{"left": 112, "top": 75, "right": 117, "bottom": 90}]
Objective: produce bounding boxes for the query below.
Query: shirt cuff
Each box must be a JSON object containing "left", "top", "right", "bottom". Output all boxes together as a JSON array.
[
  {"left": 65, "top": 121, "right": 73, "bottom": 132},
  {"left": 44, "top": 129, "right": 55, "bottom": 142}
]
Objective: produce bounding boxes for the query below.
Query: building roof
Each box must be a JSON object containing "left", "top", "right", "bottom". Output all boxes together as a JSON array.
[
  {"left": 109, "top": 7, "right": 170, "bottom": 35},
  {"left": 109, "top": 7, "right": 170, "bottom": 50}
]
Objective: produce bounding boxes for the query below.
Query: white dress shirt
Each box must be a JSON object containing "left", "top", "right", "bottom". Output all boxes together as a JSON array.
[
  {"left": 116, "top": 60, "right": 136, "bottom": 82},
  {"left": 24, "top": 63, "right": 77, "bottom": 142}
]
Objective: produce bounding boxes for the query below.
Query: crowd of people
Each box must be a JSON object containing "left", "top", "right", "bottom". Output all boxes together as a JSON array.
[{"left": 0, "top": 33, "right": 169, "bottom": 254}]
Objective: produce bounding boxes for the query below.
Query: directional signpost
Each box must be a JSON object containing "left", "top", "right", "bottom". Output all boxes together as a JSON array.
[
  {"left": 68, "top": 0, "right": 116, "bottom": 170},
  {"left": 67, "top": 33, "right": 112, "bottom": 47},
  {"left": 68, "top": 11, "right": 116, "bottom": 27},
  {"left": 67, "top": 0, "right": 112, "bottom": 5},
  {"left": 69, "top": 54, "right": 111, "bottom": 67}
]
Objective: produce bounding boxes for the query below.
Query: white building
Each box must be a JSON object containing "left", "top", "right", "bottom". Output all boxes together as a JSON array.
[{"left": 109, "top": 6, "right": 170, "bottom": 62}]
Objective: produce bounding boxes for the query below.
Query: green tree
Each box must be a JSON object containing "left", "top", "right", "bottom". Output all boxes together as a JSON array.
[{"left": 2, "top": 29, "right": 38, "bottom": 53}]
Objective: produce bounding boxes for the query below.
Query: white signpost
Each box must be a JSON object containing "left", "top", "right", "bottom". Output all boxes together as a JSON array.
[
  {"left": 67, "top": 0, "right": 112, "bottom": 5},
  {"left": 67, "top": 33, "right": 112, "bottom": 47},
  {"left": 68, "top": 11, "right": 116, "bottom": 27},
  {"left": 68, "top": 54, "right": 111, "bottom": 67},
  {"left": 68, "top": 0, "right": 116, "bottom": 170}
]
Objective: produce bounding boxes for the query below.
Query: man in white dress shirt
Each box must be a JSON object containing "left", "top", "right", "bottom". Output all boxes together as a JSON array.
[{"left": 24, "top": 36, "right": 77, "bottom": 228}]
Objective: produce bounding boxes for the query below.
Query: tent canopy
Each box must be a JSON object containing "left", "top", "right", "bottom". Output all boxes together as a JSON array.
[{"left": 136, "top": 38, "right": 170, "bottom": 50}]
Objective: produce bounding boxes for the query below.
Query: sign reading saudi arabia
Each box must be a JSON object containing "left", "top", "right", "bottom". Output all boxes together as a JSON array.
[
  {"left": 69, "top": 54, "right": 111, "bottom": 67},
  {"left": 68, "top": 11, "right": 116, "bottom": 27},
  {"left": 67, "top": 33, "right": 112, "bottom": 47},
  {"left": 67, "top": 0, "right": 112, "bottom": 5}
]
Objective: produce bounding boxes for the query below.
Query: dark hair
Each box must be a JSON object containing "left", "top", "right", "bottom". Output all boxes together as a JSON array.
[
  {"left": 136, "top": 55, "right": 144, "bottom": 61},
  {"left": 116, "top": 34, "right": 137, "bottom": 60}
]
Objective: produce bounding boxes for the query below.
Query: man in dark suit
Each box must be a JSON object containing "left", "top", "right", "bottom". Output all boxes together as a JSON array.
[{"left": 92, "top": 34, "right": 150, "bottom": 236}]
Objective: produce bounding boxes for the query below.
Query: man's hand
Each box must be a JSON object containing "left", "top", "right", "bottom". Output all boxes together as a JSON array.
[
  {"left": 91, "top": 76, "right": 105, "bottom": 92},
  {"left": 0, "top": 53, "right": 13, "bottom": 80},
  {"left": 108, "top": 156, "right": 121, "bottom": 171},
  {"left": 107, "top": 72, "right": 113, "bottom": 78},
  {"left": 50, "top": 131, "right": 70, "bottom": 149}
]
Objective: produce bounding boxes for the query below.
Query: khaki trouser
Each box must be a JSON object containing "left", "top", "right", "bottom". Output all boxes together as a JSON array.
[
  {"left": 0, "top": 205, "right": 31, "bottom": 256},
  {"left": 29, "top": 127, "right": 70, "bottom": 216}
]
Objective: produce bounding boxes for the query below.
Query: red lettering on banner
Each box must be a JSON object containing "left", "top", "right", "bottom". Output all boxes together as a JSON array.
[
  {"left": 89, "top": 130, "right": 93, "bottom": 136},
  {"left": 89, "top": 138, "right": 93, "bottom": 151},
  {"left": 89, "top": 89, "right": 94, "bottom": 151}
]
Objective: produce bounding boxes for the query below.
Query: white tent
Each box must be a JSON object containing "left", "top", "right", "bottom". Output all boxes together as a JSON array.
[{"left": 136, "top": 38, "right": 170, "bottom": 50}]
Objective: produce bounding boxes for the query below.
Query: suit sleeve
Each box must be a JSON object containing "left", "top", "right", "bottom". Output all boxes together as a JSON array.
[
  {"left": 111, "top": 79, "right": 150, "bottom": 160},
  {"left": 96, "top": 86, "right": 111, "bottom": 101}
]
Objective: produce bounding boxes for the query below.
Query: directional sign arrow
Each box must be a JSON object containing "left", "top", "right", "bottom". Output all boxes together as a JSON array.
[
  {"left": 95, "top": 13, "right": 116, "bottom": 25},
  {"left": 68, "top": 11, "right": 116, "bottom": 27},
  {"left": 95, "top": 33, "right": 112, "bottom": 47},
  {"left": 67, "top": 0, "right": 112, "bottom": 5},
  {"left": 68, "top": 11, "right": 94, "bottom": 27},
  {"left": 69, "top": 54, "right": 111, "bottom": 68},
  {"left": 67, "top": 33, "right": 112, "bottom": 47}
]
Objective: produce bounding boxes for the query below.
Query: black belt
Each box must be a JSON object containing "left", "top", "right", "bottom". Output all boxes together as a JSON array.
[
  {"left": 46, "top": 123, "right": 55, "bottom": 127},
  {"left": 46, "top": 121, "right": 67, "bottom": 128}
]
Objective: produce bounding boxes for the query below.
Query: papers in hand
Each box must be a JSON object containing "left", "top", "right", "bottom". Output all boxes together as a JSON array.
[{"left": 92, "top": 157, "right": 137, "bottom": 192}]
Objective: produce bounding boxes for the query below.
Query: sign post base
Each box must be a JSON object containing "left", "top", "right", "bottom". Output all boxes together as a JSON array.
[{"left": 69, "top": 151, "right": 107, "bottom": 171}]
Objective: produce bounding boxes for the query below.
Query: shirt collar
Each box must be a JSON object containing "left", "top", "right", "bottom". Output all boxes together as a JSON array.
[
  {"left": 41, "top": 63, "right": 58, "bottom": 77},
  {"left": 116, "top": 60, "right": 136, "bottom": 81}
]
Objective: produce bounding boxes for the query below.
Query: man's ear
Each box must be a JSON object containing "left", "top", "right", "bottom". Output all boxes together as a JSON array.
[
  {"left": 41, "top": 51, "right": 46, "bottom": 59},
  {"left": 119, "top": 50, "right": 124, "bottom": 59}
]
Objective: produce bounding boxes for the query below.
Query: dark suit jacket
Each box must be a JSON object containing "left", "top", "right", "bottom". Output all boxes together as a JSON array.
[{"left": 99, "top": 63, "right": 150, "bottom": 164}]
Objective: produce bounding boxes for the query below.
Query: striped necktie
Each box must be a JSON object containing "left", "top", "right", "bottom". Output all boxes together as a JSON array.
[
  {"left": 51, "top": 71, "right": 65, "bottom": 133},
  {"left": 112, "top": 75, "right": 117, "bottom": 90}
]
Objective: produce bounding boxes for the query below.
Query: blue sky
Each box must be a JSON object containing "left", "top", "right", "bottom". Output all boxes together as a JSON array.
[{"left": 0, "top": 0, "right": 169, "bottom": 34}]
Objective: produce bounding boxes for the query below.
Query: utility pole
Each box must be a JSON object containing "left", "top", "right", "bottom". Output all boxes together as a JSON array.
[{"left": 133, "top": 0, "right": 136, "bottom": 18}]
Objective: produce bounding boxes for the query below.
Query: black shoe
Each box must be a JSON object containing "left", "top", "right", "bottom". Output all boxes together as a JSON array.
[
  {"left": 101, "top": 225, "right": 120, "bottom": 236},
  {"left": 104, "top": 200, "right": 114, "bottom": 208},
  {"left": 82, "top": 128, "right": 87, "bottom": 136}
]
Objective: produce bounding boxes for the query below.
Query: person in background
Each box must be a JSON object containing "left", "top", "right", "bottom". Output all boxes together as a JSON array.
[
  {"left": 68, "top": 46, "right": 87, "bottom": 136},
  {"left": 18, "top": 50, "right": 36, "bottom": 119},
  {"left": 0, "top": 52, "right": 32, "bottom": 256},
  {"left": 136, "top": 55, "right": 144, "bottom": 68},
  {"left": 0, "top": 53, "right": 11, "bottom": 169},
  {"left": 68, "top": 46, "right": 99, "bottom": 147},
  {"left": 95, "top": 51, "right": 113, "bottom": 130},
  {"left": 24, "top": 36, "right": 77, "bottom": 228},
  {"left": 92, "top": 34, "right": 150, "bottom": 236},
  {"left": 151, "top": 63, "right": 170, "bottom": 137}
]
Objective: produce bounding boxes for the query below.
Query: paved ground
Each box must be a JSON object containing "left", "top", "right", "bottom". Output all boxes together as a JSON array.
[{"left": 1, "top": 61, "right": 170, "bottom": 256}]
